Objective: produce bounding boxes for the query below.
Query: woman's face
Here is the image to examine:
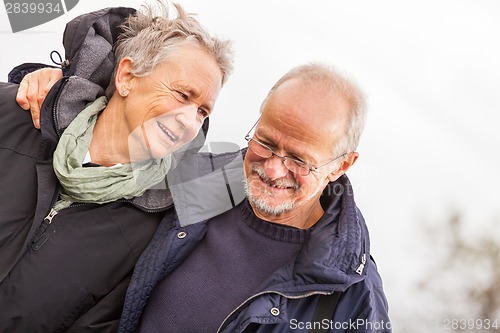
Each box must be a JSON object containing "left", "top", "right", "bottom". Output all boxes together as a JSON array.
[{"left": 123, "top": 44, "right": 222, "bottom": 161}]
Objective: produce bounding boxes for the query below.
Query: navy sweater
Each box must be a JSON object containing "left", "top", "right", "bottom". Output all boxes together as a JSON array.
[{"left": 139, "top": 201, "right": 310, "bottom": 333}]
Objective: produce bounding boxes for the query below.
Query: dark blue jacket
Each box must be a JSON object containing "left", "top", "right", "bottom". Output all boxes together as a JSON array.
[{"left": 118, "top": 151, "right": 391, "bottom": 333}]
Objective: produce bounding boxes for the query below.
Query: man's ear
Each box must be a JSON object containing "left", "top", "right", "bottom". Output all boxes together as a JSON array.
[
  {"left": 327, "top": 152, "right": 359, "bottom": 182},
  {"left": 114, "top": 57, "right": 135, "bottom": 97}
]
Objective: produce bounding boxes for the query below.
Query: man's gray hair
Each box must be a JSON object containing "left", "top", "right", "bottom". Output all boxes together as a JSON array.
[
  {"left": 261, "top": 63, "right": 367, "bottom": 158},
  {"left": 107, "top": 0, "right": 233, "bottom": 96}
]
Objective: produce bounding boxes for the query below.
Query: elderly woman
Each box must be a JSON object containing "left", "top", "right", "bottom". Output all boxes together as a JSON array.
[{"left": 0, "top": 2, "right": 232, "bottom": 332}]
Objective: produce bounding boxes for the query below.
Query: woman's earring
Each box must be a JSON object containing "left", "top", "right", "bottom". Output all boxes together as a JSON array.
[{"left": 120, "top": 88, "right": 128, "bottom": 97}]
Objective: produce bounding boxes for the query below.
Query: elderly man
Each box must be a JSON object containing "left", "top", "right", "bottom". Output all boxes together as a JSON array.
[{"left": 113, "top": 63, "right": 390, "bottom": 333}]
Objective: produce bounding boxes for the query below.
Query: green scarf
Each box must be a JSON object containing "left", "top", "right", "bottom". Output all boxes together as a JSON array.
[{"left": 52, "top": 96, "right": 171, "bottom": 211}]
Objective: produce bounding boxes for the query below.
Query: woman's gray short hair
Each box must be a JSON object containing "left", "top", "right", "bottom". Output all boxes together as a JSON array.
[
  {"left": 262, "top": 63, "right": 367, "bottom": 159},
  {"left": 107, "top": 0, "right": 233, "bottom": 97}
]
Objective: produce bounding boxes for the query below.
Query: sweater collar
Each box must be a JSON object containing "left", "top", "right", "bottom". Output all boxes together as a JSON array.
[{"left": 241, "top": 201, "right": 310, "bottom": 244}]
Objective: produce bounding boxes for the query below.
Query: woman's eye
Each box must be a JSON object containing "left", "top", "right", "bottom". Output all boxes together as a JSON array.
[
  {"left": 198, "top": 108, "right": 208, "bottom": 118},
  {"left": 175, "top": 91, "right": 189, "bottom": 101}
]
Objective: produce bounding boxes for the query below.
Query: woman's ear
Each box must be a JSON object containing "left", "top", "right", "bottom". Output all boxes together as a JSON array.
[
  {"left": 115, "top": 57, "right": 135, "bottom": 97},
  {"left": 327, "top": 152, "right": 359, "bottom": 182}
]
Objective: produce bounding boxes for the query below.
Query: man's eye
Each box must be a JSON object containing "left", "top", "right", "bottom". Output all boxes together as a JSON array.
[
  {"left": 293, "top": 158, "right": 307, "bottom": 166},
  {"left": 287, "top": 154, "right": 307, "bottom": 165}
]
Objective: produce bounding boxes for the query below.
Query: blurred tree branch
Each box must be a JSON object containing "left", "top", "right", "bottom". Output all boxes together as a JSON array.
[{"left": 418, "top": 211, "right": 500, "bottom": 331}]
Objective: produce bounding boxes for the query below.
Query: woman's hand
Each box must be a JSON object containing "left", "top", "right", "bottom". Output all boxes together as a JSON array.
[{"left": 16, "top": 68, "right": 63, "bottom": 129}]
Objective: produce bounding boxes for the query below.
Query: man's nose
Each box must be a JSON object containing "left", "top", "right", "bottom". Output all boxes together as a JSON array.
[
  {"left": 175, "top": 104, "right": 198, "bottom": 132},
  {"left": 263, "top": 155, "right": 290, "bottom": 180}
]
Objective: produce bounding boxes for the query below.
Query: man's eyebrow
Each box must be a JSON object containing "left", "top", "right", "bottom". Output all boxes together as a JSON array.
[{"left": 254, "top": 131, "right": 274, "bottom": 147}]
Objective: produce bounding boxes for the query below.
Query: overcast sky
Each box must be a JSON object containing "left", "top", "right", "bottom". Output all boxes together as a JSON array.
[{"left": 1, "top": 0, "right": 500, "bottom": 328}]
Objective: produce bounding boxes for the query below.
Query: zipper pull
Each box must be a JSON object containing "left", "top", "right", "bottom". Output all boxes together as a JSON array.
[
  {"left": 44, "top": 208, "right": 58, "bottom": 224},
  {"left": 355, "top": 253, "right": 366, "bottom": 275},
  {"left": 32, "top": 208, "right": 58, "bottom": 251}
]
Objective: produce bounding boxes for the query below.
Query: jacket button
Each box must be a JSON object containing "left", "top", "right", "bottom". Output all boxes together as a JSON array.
[
  {"left": 270, "top": 307, "right": 280, "bottom": 316},
  {"left": 177, "top": 231, "right": 187, "bottom": 239}
]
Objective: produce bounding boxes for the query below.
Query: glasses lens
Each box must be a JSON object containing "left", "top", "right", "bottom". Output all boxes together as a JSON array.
[
  {"left": 248, "top": 138, "right": 311, "bottom": 176},
  {"left": 248, "top": 139, "right": 272, "bottom": 158},
  {"left": 283, "top": 159, "right": 310, "bottom": 176}
]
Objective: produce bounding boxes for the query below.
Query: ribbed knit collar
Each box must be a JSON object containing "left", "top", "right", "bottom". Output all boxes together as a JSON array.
[{"left": 241, "top": 201, "right": 311, "bottom": 244}]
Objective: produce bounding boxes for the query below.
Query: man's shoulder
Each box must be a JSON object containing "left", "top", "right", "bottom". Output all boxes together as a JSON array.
[{"left": 335, "top": 256, "right": 391, "bottom": 330}]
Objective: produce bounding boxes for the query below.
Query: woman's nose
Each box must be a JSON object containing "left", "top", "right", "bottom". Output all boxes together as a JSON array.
[{"left": 175, "top": 104, "right": 198, "bottom": 132}]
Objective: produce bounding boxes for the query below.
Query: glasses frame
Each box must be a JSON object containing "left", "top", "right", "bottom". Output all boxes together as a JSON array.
[{"left": 244, "top": 117, "right": 348, "bottom": 176}]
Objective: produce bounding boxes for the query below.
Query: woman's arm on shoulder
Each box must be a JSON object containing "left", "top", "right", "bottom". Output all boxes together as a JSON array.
[{"left": 15, "top": 68, "right": 63, "bottom": 129}]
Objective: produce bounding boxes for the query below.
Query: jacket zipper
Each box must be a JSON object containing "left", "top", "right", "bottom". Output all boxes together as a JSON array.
[
  {"left": 32, "top": 208, "right": 58, "bottom": 239},
  {"left": 112, "top": 199, "right": 171, "bottom": 214},
  {"left": 45, "top": 208, "right": 58, "bottom": 223},
  {"left": 56, "top": 200, "right": 169, "bottom": 214},
  {"left": 216, "top": 290, "right": 333, "bottom": 333},
  {"left": 355, "top": 253, "right": 367, "bottom": 275},
  {"left": 31, "top": 208, "right": 59, "bottom": 250},
  {"left": 31, "top": 76, "right": 68, "bottom": 245},
  {"left": 52, "top": 77, "right": 69, "bottom": 137}
]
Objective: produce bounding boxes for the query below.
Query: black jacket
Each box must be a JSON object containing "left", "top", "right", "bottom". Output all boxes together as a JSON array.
[
  {"left": 0, "top": 7, "right": 210, "bottom": 333},
  {"left": 0, "top": 79, "right": 165, "bottom": 333}
]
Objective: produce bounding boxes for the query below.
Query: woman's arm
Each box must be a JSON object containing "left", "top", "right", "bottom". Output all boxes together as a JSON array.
[{"left": 16, "top": 67, "right": 63, "bottom": 128}]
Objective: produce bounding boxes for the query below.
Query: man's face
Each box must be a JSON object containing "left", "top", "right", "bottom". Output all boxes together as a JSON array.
[
  {"left": 124, "top": 44, "right": 222, "bottom": 161},
  {"left": 244, "top": 78, "right": 349, "bottom": 223}
]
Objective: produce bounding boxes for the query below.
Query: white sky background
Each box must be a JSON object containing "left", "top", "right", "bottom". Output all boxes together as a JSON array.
[{"left": 1, "top": 0, "right": 500, "bottom": 329}]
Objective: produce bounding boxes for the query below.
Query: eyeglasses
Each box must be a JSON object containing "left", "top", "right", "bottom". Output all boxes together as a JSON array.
[{"left": 244, "top": 118, "right": 347, "bottom": 176}]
